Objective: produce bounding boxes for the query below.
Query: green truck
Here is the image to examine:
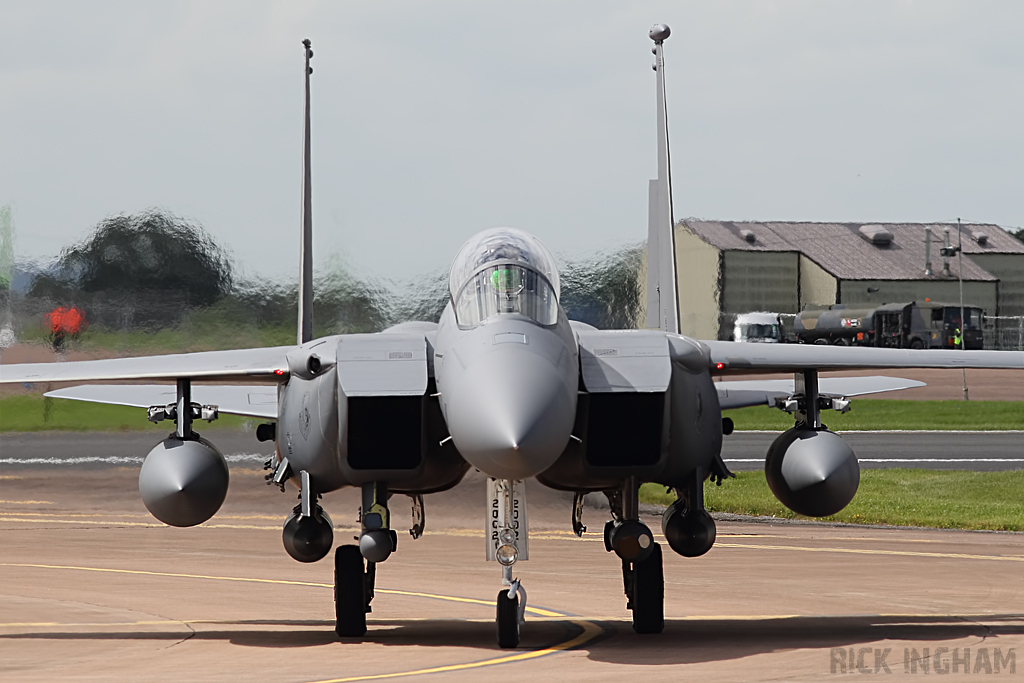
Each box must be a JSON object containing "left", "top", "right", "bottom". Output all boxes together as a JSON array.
[{"left": 792, "top": 301, "right": 984, "bottom": 349}]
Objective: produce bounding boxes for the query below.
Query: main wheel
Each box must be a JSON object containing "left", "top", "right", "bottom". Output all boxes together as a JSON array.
[
  {"left": 631, "top": 542, "right": 664, "bottom": 634},
  {"left": 335, "top": 545, "right": 367, "bottom": 637},
  {"left": 496, "top": 589, "right": 520, "bottom": 648}
]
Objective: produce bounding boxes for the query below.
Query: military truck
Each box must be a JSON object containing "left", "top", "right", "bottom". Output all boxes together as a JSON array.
[{"left": 793, "top": 301, "right": 984, "bottom": 349}]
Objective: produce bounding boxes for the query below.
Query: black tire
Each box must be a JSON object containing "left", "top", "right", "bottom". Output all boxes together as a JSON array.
[
  {"left": 335, "top": 545, "right": 367, "bottom": 637},
  {"left": 631, "top": 542, "right": 664, "bottom": 634},
  {"left": 910, "top": 339, "right": 924, "bottom": 350},
  {"left": 496, "top": 589, "right": 520, "bottom": 648}
]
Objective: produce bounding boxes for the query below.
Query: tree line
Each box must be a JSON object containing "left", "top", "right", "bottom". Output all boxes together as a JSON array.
[{"left": 15, "top": 209, "right": 643, "bottom": 339}]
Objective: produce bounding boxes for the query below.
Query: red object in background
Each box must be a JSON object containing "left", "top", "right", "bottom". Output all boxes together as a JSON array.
[{"left": 45, "top": 306, "right": 87, "bottom": 335}]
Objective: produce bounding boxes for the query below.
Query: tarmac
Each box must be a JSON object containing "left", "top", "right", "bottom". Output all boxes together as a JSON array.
[{"left": 2, "top": 464, "right": 1022, "bottom": 682}]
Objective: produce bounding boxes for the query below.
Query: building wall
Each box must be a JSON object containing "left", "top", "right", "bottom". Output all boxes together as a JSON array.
[
  {"left": 839, "top": 279, "right": 998, "bottom": 316},
  {"left": 722, "top": 250, "right": 799, "bottom": 316},
  {"left": 967, "top": 253, "right": 1024, "bottom": 317},
  {"left": 673, "top": 225, "right": 721, "bottom": 339},
  {"left": 799, "top": 255, "right": 838, "bottom": 307}
]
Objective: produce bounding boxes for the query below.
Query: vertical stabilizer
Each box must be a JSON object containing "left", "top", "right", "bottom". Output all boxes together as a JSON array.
[
  {"left": 645, "top": 24, "right": 680, "bottom": 334},
  {"left": 298, "top": 39, "right": 315, "bottom": 345}
]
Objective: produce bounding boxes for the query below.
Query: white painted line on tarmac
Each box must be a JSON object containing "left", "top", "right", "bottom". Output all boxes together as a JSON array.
[
  {"left": 0, "top": 453, "right": 268, "bottom": 465},
  {"left": 738, "top": 430, "right": 1024, "bottom": 434},
  {"left": 724, "top": 458, "right": 1024, "bottom": 464}
]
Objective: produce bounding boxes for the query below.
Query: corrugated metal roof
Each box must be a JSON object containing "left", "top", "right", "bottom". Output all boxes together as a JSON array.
[{"left": 680, "top": 221, "right": 1023, "bottom": 281}]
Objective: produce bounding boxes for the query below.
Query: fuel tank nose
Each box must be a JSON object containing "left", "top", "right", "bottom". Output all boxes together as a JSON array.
[{"left": 444, "top": 348, "right": 575, "bottom": 479}]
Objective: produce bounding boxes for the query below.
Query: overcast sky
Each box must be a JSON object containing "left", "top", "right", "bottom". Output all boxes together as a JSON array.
[{"left": 2, "top": 1, "right": 1021, "bottom": 284}]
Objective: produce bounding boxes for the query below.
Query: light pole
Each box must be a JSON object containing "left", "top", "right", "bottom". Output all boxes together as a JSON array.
[{"left": 957, "top": 218, "right": 968, "bottom": 401}]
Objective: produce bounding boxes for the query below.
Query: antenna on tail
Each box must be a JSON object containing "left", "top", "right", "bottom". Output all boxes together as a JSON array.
[
  {"left": 645, "top": 24, "right": 681, "bottom": 334},
  {"left": 298, "top": 38, "right": 314, "bottom": 345}
]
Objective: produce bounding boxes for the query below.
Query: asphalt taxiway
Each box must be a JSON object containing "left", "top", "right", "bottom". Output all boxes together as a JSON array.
[
  {"left": 4, "top": 427, "right": 1022, "bottom": 471},
  {"left": 1, "top": 462, "right": 1022, "bottom": 682}
]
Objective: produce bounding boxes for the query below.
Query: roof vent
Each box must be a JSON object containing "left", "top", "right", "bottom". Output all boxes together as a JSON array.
[
  {"left": 858, "top": 224, "right": 893, "bottom": 246},
  {"left": 973, "top": 232, "right": 988, "bottom": 246},
  {"left": 739, "top": 229, "right": 756, "bottom": 243}
]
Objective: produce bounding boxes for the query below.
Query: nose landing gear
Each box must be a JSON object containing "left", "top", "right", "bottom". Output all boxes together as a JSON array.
[{"left": 488, "top": 478, "right": 528, "bottom": 648}]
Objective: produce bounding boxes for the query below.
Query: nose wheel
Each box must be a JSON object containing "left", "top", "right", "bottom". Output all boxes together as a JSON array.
[{"left": 496, "top": 582, "right": 521, "bottom": 648}]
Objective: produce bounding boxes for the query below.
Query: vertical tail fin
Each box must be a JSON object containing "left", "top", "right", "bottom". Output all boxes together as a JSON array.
[
  {"left": 298, "top": 39, "right": 315, "bottom": 345},
  {"left": 645, "top": 24, "right": 680, "bottom": 334}
]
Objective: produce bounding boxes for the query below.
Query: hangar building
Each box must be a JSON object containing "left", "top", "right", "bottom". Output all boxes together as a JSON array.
[{"left": 664, "top": 220, "right": 1024, "bottom": 340}]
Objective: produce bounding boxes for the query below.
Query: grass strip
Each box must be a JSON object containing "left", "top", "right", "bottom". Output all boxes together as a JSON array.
[
  {"left": 0, "top": 394, "right": 251, "bottom": 433},
  {"left": 1, "top": 393, "right": 1020, "bottom": 432},
  {"left": 728, "top": 399, "right": 1023, "bottom": 431},
  {"left": 640, "top": 469, "right": 1024, "bottom": 532}
]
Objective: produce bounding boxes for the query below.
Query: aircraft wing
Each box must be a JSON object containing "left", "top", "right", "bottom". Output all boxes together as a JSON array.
[
  {"left": 715, "top": 375, "right": 926, "bottom": 410},
  {"left": 701, "top": 340, "right": 1024, "bottom": 374},
  {"left": 44, "top": 385, "right": 279, "bottom": 419},
  {"left": 0, "top": 345, "right": 294, "bottom": 385}
]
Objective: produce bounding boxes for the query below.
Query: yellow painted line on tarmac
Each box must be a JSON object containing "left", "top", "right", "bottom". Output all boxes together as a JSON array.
[
  {"left": 10, "top": 513, "right": 1009, "bottom": 560},
  {"left": 0, "top": 500, "right": 53, "bottom": 505},
  {"left": 304, "top": 619, "right": 602, "bottom": 683},
  {"left": 1, "top": 562, "right": 333, "bottom": 587},
  {"left": 0, "top": 562, "right": 603, "bottom": 682},
  {"left": 378, "top": 588, "right": 563, "bottom": 618},
  {"left": 0, "top": 620, "right": 190, "bottom": 627},
  {"left": 716, "top": 542, "right": 1024, "bottom": 562},
  {"left": 0, "top": 563, "right": 568, "bottom": 619}
]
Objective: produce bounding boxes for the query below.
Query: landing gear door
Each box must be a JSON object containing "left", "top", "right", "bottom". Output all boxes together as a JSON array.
[{"left": 486, "top": 478, "right": 529, "bottom": 561}]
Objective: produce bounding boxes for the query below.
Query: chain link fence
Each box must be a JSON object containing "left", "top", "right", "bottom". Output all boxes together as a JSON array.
[{"left": 984, "top": 316, "right": 1024, "bottom": 351}]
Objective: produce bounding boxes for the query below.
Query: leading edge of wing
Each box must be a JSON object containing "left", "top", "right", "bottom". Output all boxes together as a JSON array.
[
  {"left": 701, "top": 340, "right": 1024, "bottom": 373},
  {"left": 45, "top": 385, "right": 279, "bottom": 419},
  {"left": 0, "top": 345, "right": 294, "bottom": 385},
  {"left": 715, "top": 375, "right": 926, "bottom": 410}
]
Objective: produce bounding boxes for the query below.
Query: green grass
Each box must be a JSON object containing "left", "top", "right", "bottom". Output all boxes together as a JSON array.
[
  {"left": 641, "top": 469, "right": 1024, "bottom": 531},
  {"left": 729, "top": 399, "right": 1024, "bottom": 431},
  {"left": 17, "top": 324, "right": 297, "bottom": 354},
  {"left": 1, "top": 392, "right": 1020, "bottom": 433},
  {"left": 0, "top": 394, "right": 251, "bottom": 433}
]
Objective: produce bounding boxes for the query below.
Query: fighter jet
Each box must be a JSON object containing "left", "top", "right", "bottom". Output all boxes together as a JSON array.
[{"left": 3, "top": 27, "right": 1021, "bottom": 649}]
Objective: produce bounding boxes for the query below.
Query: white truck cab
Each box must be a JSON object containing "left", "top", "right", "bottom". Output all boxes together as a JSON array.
[{"left": 733, "top": 312, "right": 784, "bottom": 343}]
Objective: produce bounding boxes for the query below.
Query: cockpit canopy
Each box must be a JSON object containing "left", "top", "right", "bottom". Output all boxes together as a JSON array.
[{"left": 449, "top": 228, "right": 560, "bottom": 327}]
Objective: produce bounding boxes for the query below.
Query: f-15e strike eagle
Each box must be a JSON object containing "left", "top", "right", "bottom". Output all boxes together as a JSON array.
[{"left": 3, "top": 26, "right": 1021, "bottom": 648}]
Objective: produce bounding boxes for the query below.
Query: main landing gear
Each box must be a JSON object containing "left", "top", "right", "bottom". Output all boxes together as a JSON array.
[
  {"left": 334, "top": 481, "right": 403, "bottom": 637},
  {"left": 603, "top": 477, "right": 664, "bottom": 634},
  {"left": 335, "top": 545, "right": 373, "bottom": 637}
]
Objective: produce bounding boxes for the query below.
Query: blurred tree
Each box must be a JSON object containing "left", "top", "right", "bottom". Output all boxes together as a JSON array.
[
  {"left": 0, "top": 205, "right": 13, "bottom": 292},
  {"left": 55, "top": 209, "right": 232, "bottom": 306},
  {"left": 29, "top": 209, "right": 233, "bottom": 330},
  {"left": 559, "top": 245, "right": 644, "bottom": 329}
]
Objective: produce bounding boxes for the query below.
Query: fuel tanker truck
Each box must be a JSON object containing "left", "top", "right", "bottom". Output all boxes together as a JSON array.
[{"left": 793, "top": 301, "right": 984, "bottom": 349}]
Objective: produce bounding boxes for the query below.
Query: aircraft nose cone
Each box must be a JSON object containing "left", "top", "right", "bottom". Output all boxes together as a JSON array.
[{"left": 445, "top": 350, "right": 575, "bottom": 479}]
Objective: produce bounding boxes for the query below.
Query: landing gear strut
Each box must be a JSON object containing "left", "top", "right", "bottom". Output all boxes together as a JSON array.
[
  {"left": 604, "top": 477, "right": 664, "bottom": 634},
  {"left": 336, "top": 480, "right": 395, "bottom": 638}
]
